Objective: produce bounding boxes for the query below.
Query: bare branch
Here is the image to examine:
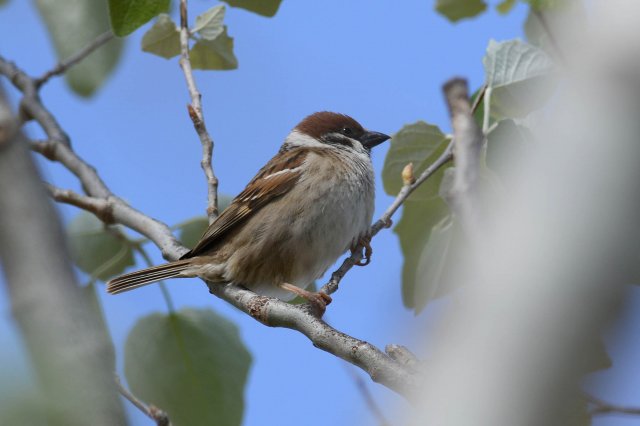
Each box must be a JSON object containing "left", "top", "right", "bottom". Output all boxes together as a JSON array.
[
  {"left": 178, "top": 0, "right": 219, "bottom": 222},
  {"left": 115, "top": 376, "right": 171, "bottom": 426},
  {"left": 0, "top": 56, "right": 70, "bottom": 145},
  {"left": 585, "top": 393, "right": 640, "bottom": 417},
  {"left": 1, "top": 48, "right": 421, "bottom": 398},
  {"left": 206, "top": 282, "right": 420, "bottom": 397},
  {"left": 385, "top": 344, "right": 422, "bottom": 372},
  {"left": 442, "top": 77, "right": 483, "bottom": 233},
  {"left": 35, "top": 31, "right": 115, "bottom": 87},
  {"left": 0, "top": 82, "right": 126, "bottom": 424}
]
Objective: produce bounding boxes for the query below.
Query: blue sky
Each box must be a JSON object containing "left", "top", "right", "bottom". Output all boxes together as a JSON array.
[{"left": 2, "top": 1, "right": 639, "bottom": 425}]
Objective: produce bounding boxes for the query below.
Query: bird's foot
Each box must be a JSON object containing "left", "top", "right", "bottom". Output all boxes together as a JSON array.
[
  {"left": 352, "top": 234, "right": 372, "bottom": 267},
  {"left": 280, "top": 283, "right": 332, "bottom": 314}
]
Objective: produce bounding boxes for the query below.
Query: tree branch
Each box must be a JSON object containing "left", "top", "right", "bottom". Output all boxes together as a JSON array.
[
  {"left": 442, "top": 78, "right": 483, "bottom": 234},
  {"left": 585, "top": 393, "right": 640, "bottom": 417},
  {"left": 0, "top": 56, "right": 69, "bottom": 146},
  {"left": 0, "top": 44, "right": 430, "bottom": 399},
  {"left": 35, "top": 31, "right": 115, "bottom": 87},
  {"left": 0, "top": 82, "right": 126, "bottom": 424},
  {"left": 115, "top": 376, "right": 171, "bottom": 426},
  {"left": 206, "top": 282, "right": 421, "bottom": 396},
  {"left": 179, "top": 0, "right": 219, "bottom": 222}
]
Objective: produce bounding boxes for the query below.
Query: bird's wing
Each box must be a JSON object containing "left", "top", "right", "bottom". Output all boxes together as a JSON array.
[{"left": 181, "top": 148, "right": 308, "bottom": 258}]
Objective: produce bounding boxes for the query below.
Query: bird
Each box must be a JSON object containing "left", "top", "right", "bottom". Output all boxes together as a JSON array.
[{"left": 107, "top": 111, "right": 390, "bottom": 310}]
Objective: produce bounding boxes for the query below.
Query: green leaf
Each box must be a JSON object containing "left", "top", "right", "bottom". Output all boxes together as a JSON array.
[
  {"left": 395, "top": 199, "right": 450, "bottom": 311},
  {"left": 189, "top": 28, "right": 238, "bottom": 70},
  {"left": 108, "top": 0, "right": 170, "bottom": 37},
  {"left": 220, "top": 0, "right": 282, "bottom": 17},
  {"left": 382, "top": 121, "right": 451, "bottom": 201},
  {"left": 496, "top": 0, "right": 517, "bottom": 14},
  {"left": 125, "top": 308, "right": 252, "bottom": 426},
  {"left": 524, "top": 0, "right": 561, "bottom": 11},
  {"left": 413, "top": 215, "right": 461, "bottom": 312},
  {"left": 34, "top": 0, "right": 124, "bottom": 97},
  {"left": 67, "top": 212, "right": 134, "bottom": 281},
  {"left": 435, "top": 0, "right": 487, "bottom": 22},
  {"left": 483, "top": 39, "right": 556, "bottom": 118},
  {"left": 0, "top": 0, "right": 9, "bottom": 7},
  {"left": 192, "top": 5, "right": 226, "bottom": 40},
  {"left": 141, "top": 14, "right": 180, "bottom": 59}
]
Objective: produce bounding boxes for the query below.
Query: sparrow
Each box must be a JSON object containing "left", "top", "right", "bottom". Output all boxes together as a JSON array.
[{"left": 107, "top": 111, "right": 390, "bottom": 310}]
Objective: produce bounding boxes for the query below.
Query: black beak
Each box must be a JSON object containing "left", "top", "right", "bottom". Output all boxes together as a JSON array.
[{"left": 360, "top": 130, "right": 391, "bottom": 149}]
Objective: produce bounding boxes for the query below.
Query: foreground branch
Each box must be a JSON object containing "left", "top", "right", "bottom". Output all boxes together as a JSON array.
[
  {"left": 0, "top": 83, "right": 125, "bottom": 424},
  {"left": 442, "top": 78, "right": 483, "bottom": 234},
  {"left": 179, "top": 0, "right": 219, "bottom": 221}
]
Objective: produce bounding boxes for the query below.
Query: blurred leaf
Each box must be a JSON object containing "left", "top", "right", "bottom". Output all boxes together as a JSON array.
[
  {"left": 0, "top": 0, "right": 9, "bottom": 7},
  {"left": 125, "top": 308, "right": 252, "bottom": 426},
  {"left": 496, "top": 0, "right": 517, "bottom": 14},
  {"left": 395, "top": 199, "right": 450, "bottom": 311},
  {"left": 189, "top": 28, "right": 238, "bottom": 70},
  {"left": 177, "top": 216, "right": 208, "bottom": 249},
  {"left": 192, "top": 5, "right": 225, "bottom": 40},
  {"left": 67, "top": 212, "right": 134, "bottom": 281},
  {"left": 34, "top": 0, "right": 124, "bottom": 97},
  {"left": 108, "top": 0, "right": 170, "bottom": 36},
  {"left": 141, "top": 14, "right": 180, "bottom": 59},
  {"left": 221, "top": 0, "right": 282, "bottom": 17},
  {"left": 382, "top": 121, "right": 450, "bottom": 201},
  {"left": 435, "top": 0, "right": 487, "bottom": 22},
  {"left": 486, "top": 119, "right": 532, "bottom": 179},
  {"left": 483, "top": 39, "right": 556, "bottom": 118},
  {"left": 412, "top": 215, "right": 461, "bottom": 312},
  {"left": 524, "top": 0, "right": 562, "bottom": 11}
]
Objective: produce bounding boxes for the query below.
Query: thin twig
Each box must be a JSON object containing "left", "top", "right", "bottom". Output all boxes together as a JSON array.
[
  {"left": 115, "top": 375, "right": 171, "bottom": 426},
  {"left": 35, "top": 31, "right": 115, "bottom": 87},
  {"left": 178, "top": 0, "right": 219, "bottom": 222},
  {"left": 343, "top": 364, "right": 392, "bottom": 426},
  {"left": 584, "top": 393, "right": 640, "bottom": 416},
  {"left": 320, "top": 139, "right": 454, "bottom": 296},
  {"left": 0, "top": 56, "right": 70, "bottom": 146}
]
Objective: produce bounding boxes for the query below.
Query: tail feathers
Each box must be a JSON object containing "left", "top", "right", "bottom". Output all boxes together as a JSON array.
[{"left": 107, "top": 260, "right": 192, "bottom": 295}]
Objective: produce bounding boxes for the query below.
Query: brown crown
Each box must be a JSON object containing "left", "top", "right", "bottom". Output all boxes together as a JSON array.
[{"left": 295, "top": 111, "right": 364, "bottom": 140}]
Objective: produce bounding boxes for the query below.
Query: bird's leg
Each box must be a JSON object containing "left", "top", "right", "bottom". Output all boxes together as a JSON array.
[
  {"left": 280, "top": 283, "right": 332, "bottom": 314},
  {"left": 352, "top": 234, "right": 372, "bottom": 267}
]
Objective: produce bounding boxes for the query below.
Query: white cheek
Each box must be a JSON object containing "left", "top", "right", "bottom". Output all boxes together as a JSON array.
[{"left": 284, "top": 130, "right": 325, "bottom": 148}]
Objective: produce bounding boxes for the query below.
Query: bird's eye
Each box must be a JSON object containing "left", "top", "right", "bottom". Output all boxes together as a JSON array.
[{"left": 341, "top": 127, "right": 353, "bottom": 136}]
